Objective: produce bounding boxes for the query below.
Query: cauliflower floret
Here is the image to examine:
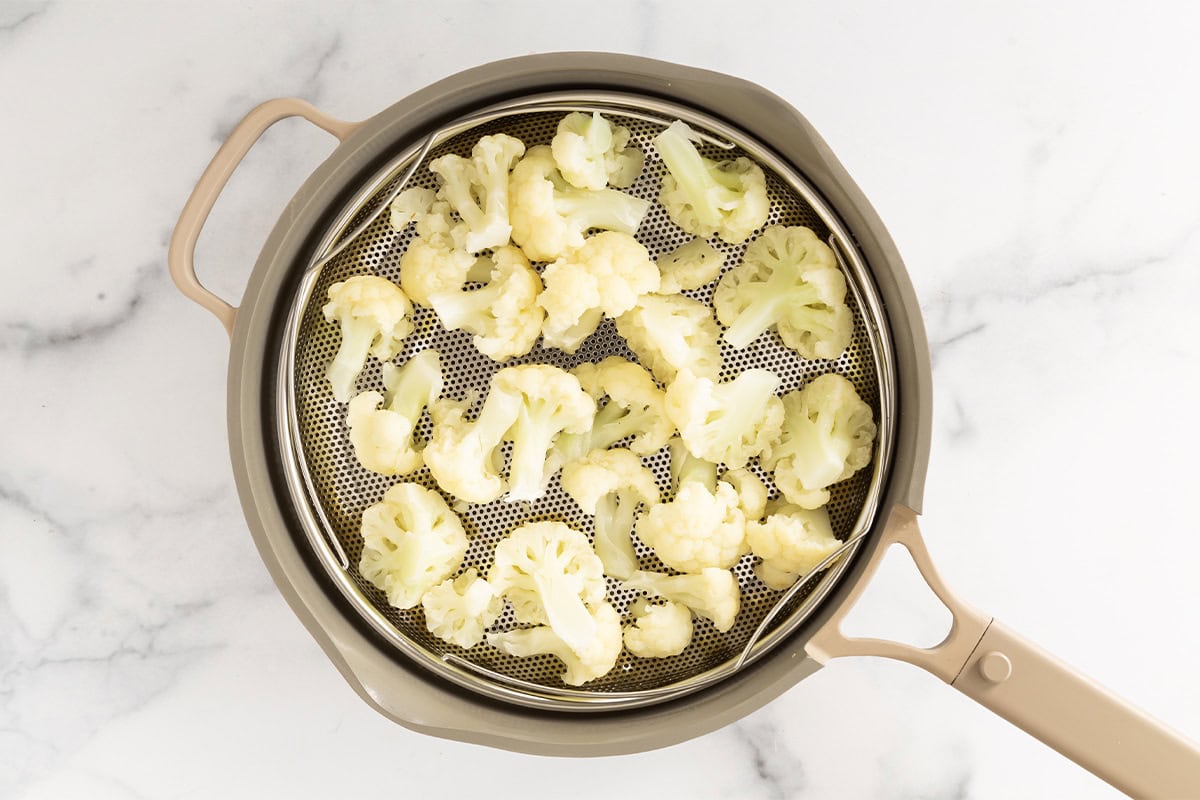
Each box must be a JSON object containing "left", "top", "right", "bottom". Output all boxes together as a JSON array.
[
  {"left": 664, "top": 368, "right": 784, "bottom": 469},
  {"left": 561, "top": 448, "right": 660, "bottom": 580},
  {"left": 428, "top": 245, "right": 543, "bottom": 361},
  {"left": 488, "top": 521, "right": 607, "bottom": 654},
  {"left": 388, "top": 186, "right": 437, "bottom": 231},
  {"left": 746, "top": 502, "right": 841, "bottom": 590},
  {"left": 623, "top": 598, "right": 693, "bottom": 658},
  {"left": 655, "top": 120, "right": 769, "bottom": 245},
  {"left": 657, "top": 237, "right": 725, "bottom": 294},
  {"left": 322, "top": 275, "right": 413, "bottom": 402},
  {"left": 614, "top": 293, "right": 721, "bottom": 383},
  {"left": 554, "top": 357, "right": 673, "bottom": 465},
  {"left": 508, "top": 145, "right": 650, "bottom": 261},
  {"left": 398, "top": 237, "right": 491, "bottom": 308},
  {"left": 551, "top": 111, "right": 645, "bottom": 190},
  {"left": 622, "top": 568, "right": 741, "bottom": 632},
  {"left": 720, "top": 467, "right": 768, "bottom": 521},
  {"left": 538, "top": 231, "right": 660, "bottom": 353},
  {"left": 488, "top": 601, "right": 622, "bottom": 686},
  {"left": 636, "top": 481, "right": 747, "bottom": 573},
  {"left": 358, "top": 483, "right": 468, "bottom": 610},
  {"left": 421, "top": 568, "right": 503, "bottom": 649},
  {"left": 713, "top": 225, "right": 853, "bottom": 359},
  {"left": 346, "top": 350, "right": 442, "bottom": 475},
  {"left": 428, "top": 133, "right": 525, "bottom": 253},
  {"left": 761, "top": 373, "right": 877, "bottom": 509},
  {"left": 423, "top": 386, "right": 520, "bottom": 504}
]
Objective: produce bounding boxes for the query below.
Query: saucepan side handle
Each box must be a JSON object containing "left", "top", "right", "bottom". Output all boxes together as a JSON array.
[{"left": 807, "top": 505, "right": 1200, "bottom": 798}]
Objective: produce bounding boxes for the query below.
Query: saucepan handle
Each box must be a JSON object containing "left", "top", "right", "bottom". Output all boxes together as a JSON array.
[
  {"left": 806, "top": 505, "right": 1200, "bottom": 798},
  {"left": 168, "top": 98, "right": 360, "bottom": 337}
]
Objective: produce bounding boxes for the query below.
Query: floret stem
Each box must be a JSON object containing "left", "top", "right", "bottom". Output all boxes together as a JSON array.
[
  {"left": 433, "top": 281, "right": 500, "bottom": 332},
  {"left": 590, "top": 400, "right": 646, "bottom": 450},
  {"left": 385, "top": 351, "right": 442, "bottom": 419},
  {"left": 554, "top": 187, "right": 649, "bottom": 235},
  {"left": 654, "top": 122, "right": 722, "bottom": 227},
  {"left": 669, "top": 438, "right": 717, "bottom": 491},
  {"left": 505, "top": 410, "right": 557, "bottom": 502},
  {"left": 722, "top": 282, "right": 823, "bottom": 349},
  {"left": 532, "top": 572, "right": 596, "bottom": 654},
  {"left": 328, "top": 319, "right": 379, "bottom": 402},
  {"left": 594, "top": 493, "right": 639, "bottom": 580}
]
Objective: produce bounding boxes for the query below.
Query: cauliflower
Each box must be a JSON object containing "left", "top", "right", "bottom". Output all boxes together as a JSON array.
[
  {"left": 668, "top": 435, "right": 718, "bottom": 490},
  {"left": 657, "top": 237, "right": 725, "bottom": 294},
  {"left": 538, "top": 231, "right": 660, "bottom": 353},
  {"left": 636, "top": 480, "right": 747, "bottom": 573},
  {"left": 346, "top": 350, "right": 442, "bottom": 475},
  {"left": 421, "top": 568, "right": 504, "bottom": 649},
  {"left": 398, "top": 236, "right": 490, "bottom": 308},
  {"left": 720, "top": 467, "right": 768, "bottom": 521},
  {"left": 388, "top": 186, "right": 436, "bottom": 231},
  {"left": 554, "top": 357, "right": 673, "bottom": 464},
  {"left": 614, "top": 293, "right": 721, "bottom": 383},
  {"left": 713, "top": 225, "right": 853, "bottom": 359},
  {"left": 761, "top": 373, "right": 877, "bottom": 509},
  {"left": 488, "top": 521, "right": 607, "bottom": 654},
  {"left": 488, "top": 601, "right": 622, "bottom": 686},
  {"left": 654, "top": 120, "right": 769, "bottom": 245},
  {"left": 358, "top": 483, "right": 468, "bottom": 610},
  {"left": 560, "top": 448, "right": 660, "bottom": 580},
  {"left": 623, "top": 598, "right": 693, "bottom": 658},
  {"left": 550, "top": 111, "right": 645, "bottom": 190},
  {"left": 428, "top": 133, "right": 525, "bottom": 253},
  {"left": 664, "top": 368, "right": 784, "bottom": 469},
  {"left": 423, "top": 387, "right": 519, "bottom": 505},
  {"left": 322, "top": 275, "right": 413, "bottom": 403},
  {"left": 746, "top": 502, "right": 841, "bottom": 590},
  {"left": 508, "top": 145, "right": 650, "bottom": 261},
  {"left": 622, "top": 568, "right": 741, "bottom": 632},
  {"left": 428, "top": 245, "right": 543, "bottom": 361}
]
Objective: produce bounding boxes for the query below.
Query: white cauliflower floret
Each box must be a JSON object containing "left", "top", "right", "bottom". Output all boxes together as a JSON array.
[
  {"left": 421, "top": 568, "right": 503, "bottom": 649},
  {"left": 388, "top": 186, "right": 437, "bottom": 231},
  {"left": 636, "top": 481, "right": 747, "bottom": 573},
  {"left": 423, "top": 386, "right": 520, "bottom": 504},
  {"left": 713, "top": 225, "right": 853, "bottom": 359},
  {"left": 488, "top": 521, "right": 607, "bottom": 654},
  {"left": 322, "top": 275, "right": 413, "bottom": 403},
  {"left": 346, "top": 350, "right": 442, "bottom": 475},
  {"left": 561, "top": 449, "right": 660, "bottom": 580},
  {"left": 428, "top": 245, "right": 543, "bottom": 361},
  {"left": 720, "top": 467, "right": 768, "bottom": 521},
  {"left": 488, "top": 601, "right": 622, "bottom": 686},
  {"left": 655, "top": 120, "right": 769, "bottom": 245},
  {"left": 657, "top": 237, "right": 725, "bottom": 294},
  {"left": 398, "top": 237, "right": 490, "bottom": 308},
  {"left": 551, "top": 111, "right": 645, "bottom": 190},
  {"left": 622, "top": 568, "right": 741, "bottom": 632},
  {"left": 508, "top": 145, "right": 650, "bottom": 261},
  {"left": 358, "top": 483, "right": 468, "bottom": 610},
  {"left": 538, "top": 231, "right": 660, "bottom": 353},
  {"left": 614, "top": 293, "right": 721, "bottom": 383},
  {"left": 428, "top": 133, "right": 525, "bottom": 253},
  {"left": 746, "top": 502, "right": 841, "bottom": 590},
  {"left": 664, "top": 368, "right": 784, "bottom": 468},
  {"left": 554, "top": 357, "right": 673, "bottom": 464},
  {"left": 623, "top": 598, "right": 693, "bottom": 658},
  {"left": 761, "top": 373, "right": 877, "bottom": 509}
]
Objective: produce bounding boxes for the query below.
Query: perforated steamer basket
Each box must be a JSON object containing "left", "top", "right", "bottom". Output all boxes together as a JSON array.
[{"left": 170, "top": 54, "right": 1200, "bottom": 795}]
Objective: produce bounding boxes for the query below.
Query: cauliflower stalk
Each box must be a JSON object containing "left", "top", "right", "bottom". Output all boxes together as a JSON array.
[
  {"left": 488, "top": 601, "right": 622, "bottom": 686},
  {"left": 508, "top": 145, "right": 650, "bottom": 261},
  {"left": 551, "top": 111, "right": 645, "bottom": 190},
  {"left": 561, "top": 449, "right": 660, "bottom": 580},
  {"left": 428, "top": 245, "right": 543, "bottom": 361},
  {"left": 554, "top": 357, "right": 673, "bottom": 465},
  {"left": 538, "top": 231, "right": 660, "bottom": 353},
  {"left": 713, "top": 225, "right": 853, "bottom": 359},
  {"left": 615, "top": 293, "right": 721, "bottom": 383},
  {"left": 746, "top": 502, "right": 842, "bottom": 590},
  {"left": 488, "top": 521, "right": 607, "bottom": 654},
  {"left": 622, "top": 568, "right": 741, "bottom": 632},
  {"left": 623, "top": 598, "right": 693, "bottom": 658},
  {"left": 358, "top": 483, "right": 468, "bottom": 610},
  {"left": 346, "top": 350, "right": 442, "bottom": 475},
  {"left": 655, "top": 120, "right": 769, "bottom": 245},
  {"left": 761, "top": 373, "right": 877, "bottom": 509},
  {"left": 421, "top": 568, "right": 503, "bottom": 649},
  {"left": 322, "top": 275, "right": 413, "bottom": 403},
  {"left": 657, "top": 237, "right": 725, "bottom": 294},
  {"left": 429, "top": 133, "right": 525, "bottom": 253},
  {"left": 664, "top": 368, "right": 784, "bottom": 468}
]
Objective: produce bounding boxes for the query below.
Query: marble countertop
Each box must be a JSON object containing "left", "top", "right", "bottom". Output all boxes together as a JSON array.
[{"left": 4, "top": 2, "right": 1199, "bottom": 797}]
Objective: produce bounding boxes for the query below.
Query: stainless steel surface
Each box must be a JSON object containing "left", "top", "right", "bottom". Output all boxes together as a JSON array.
[{"left": 275, "top": 92, "right": 896, "bottom": 710}]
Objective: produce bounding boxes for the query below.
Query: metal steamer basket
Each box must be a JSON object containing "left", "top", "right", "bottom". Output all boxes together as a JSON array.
[{"left": 170, "top": 54, "right": 1200, "bottom": 796}]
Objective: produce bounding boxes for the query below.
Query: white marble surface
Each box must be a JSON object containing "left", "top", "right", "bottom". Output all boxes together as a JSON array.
[{"left": 3, "top": 1, "right": 1199, "bottom": 797}]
